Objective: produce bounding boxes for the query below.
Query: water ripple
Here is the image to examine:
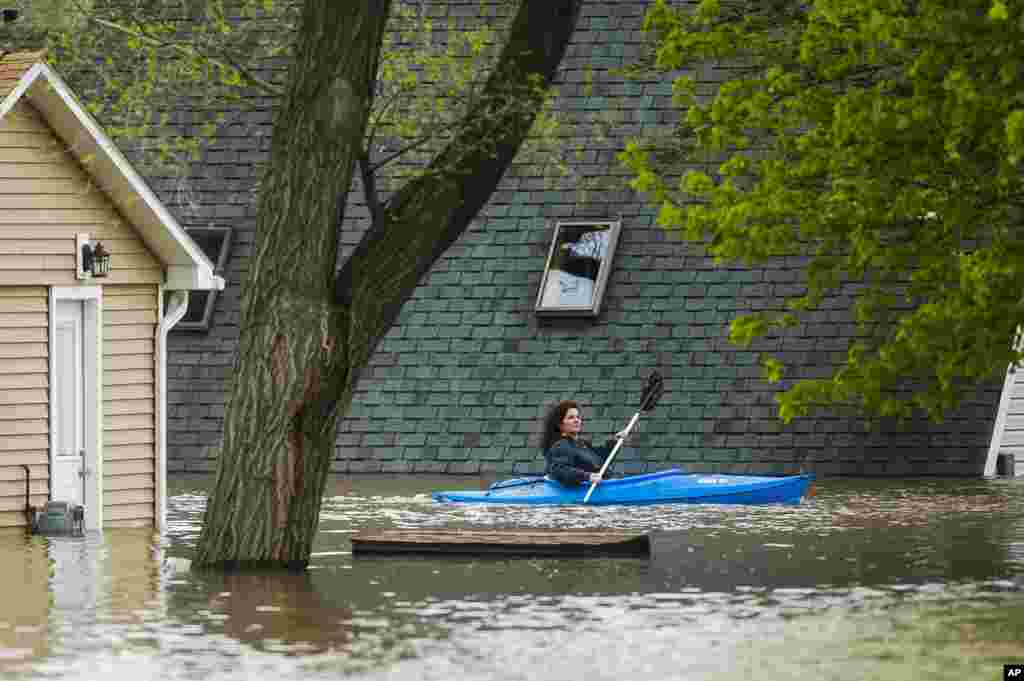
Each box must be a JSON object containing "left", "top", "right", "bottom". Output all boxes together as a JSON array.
[{"left": 0, "top": 476, "right": 1021, "bottom": 680}]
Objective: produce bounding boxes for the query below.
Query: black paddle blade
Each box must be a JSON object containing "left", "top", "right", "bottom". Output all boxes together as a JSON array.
[{"left": 640, "top": 371, "right": 664, "bottom": 412}]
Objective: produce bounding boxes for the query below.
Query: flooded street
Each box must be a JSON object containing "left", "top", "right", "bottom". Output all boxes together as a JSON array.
[{"left": 2, "top": 475, "right": 1023, "bottom": 680}]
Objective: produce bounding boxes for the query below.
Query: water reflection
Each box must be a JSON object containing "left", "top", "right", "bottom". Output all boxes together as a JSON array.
[
  {"left": 0, "top": 475, "right": 1020, "bottom": 680},
  {"left": 0, "top": 534, "right": 50, "bottom": 666},
  {"left": 0, "top": 529, "right": 162, "bottom": 673},
  {"left": 189, "top": 571, "right": 352, "bottom": 654}
]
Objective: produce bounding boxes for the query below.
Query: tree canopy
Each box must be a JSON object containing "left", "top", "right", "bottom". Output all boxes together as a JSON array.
[
  {"left": 623, "top": 0, "right": 1024, "bottom": 422},
  {"left": 1, "top": 1, "right": 590, "bottom": 196}
]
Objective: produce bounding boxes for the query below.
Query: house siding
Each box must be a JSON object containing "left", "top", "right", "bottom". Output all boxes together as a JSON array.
[
  {"left": 0, "top": 99, "right": 161, "bottom": 527},
  {"left": 987, "top": 363, "right": 1024, "bottom": 475},
  {"left": 103, "top": 284, "right": 158, "bottom": 526},
  {"left": 0, "top": 101, "right": 162, "bottom": 287},
  {"left": 0, "top": 286, "right": 49, "bottom": 527},
  {"left": 162, "top": 0, "right": 1000, "bottom": 477}
]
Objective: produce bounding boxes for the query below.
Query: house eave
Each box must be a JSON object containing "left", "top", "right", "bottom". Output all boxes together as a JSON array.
[
  {"left": 166, "top": 266, "right": 225, "bottom": 291},
  {"left": 3, "top": 62, "right": 218, "bottom": 290}
]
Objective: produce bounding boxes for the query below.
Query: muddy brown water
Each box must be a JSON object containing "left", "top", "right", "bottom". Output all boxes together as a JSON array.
[{"left": 1, "top": 475, "right": 1023, "bottom": 680}]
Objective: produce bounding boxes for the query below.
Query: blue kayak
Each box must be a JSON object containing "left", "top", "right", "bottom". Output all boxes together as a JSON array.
[{"left": 432, "top": 469, "right": 814, "bottom": 506}]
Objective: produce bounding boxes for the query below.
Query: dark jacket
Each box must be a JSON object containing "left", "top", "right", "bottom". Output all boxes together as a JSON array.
[{"left": 544, "top": 436, "right": 614, "bottom": 487}]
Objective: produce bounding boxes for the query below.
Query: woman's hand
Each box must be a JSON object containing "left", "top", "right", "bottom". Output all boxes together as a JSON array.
[
  {"left": 589, "top": 472, "right": 603, "bottom": 483},
  {"left": 614, "top": 429, "right": 630, "bottom": 440}
]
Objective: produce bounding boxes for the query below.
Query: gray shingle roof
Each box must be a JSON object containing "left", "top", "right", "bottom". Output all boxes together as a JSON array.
[{"left": 163, "top": 1, "right": 1000, "bottom": 477}]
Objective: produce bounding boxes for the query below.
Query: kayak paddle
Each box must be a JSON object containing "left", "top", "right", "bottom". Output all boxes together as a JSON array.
[{"left": 583, "top": 371, "right": 665, "bottom": 503}]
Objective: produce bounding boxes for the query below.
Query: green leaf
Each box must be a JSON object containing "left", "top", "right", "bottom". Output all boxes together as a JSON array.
[
  {"left": 682, "top": 170, "right": 714, "bottom": 195},
  {"left": 1006, "top": 110, "right": 1024, "bottom": 163},
  {"left": 728, "top": 314, "right": 768, "bottom": 347},
  {"left": 763, "top": 356, "right": 784, "bottom": 384},
  {"left": 628, "top": 0, "right": 1024, "bottom": 422}
]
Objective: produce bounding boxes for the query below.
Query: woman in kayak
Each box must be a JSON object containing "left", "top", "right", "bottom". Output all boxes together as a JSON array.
[{"left": 541, "top": 400, "right": 629, "bottom": 487}]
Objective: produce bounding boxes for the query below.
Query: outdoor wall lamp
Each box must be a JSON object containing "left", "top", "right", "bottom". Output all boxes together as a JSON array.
[
  {"left": 84, "top": 241, "right": 111, "bottom": 277},
  {"left": 76, "top": 234, "right": 111, "bottom": 279}
]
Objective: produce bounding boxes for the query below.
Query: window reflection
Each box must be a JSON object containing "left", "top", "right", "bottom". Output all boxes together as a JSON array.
[{"left": 537, "top": 221, "right": 618, "bottom": 315}]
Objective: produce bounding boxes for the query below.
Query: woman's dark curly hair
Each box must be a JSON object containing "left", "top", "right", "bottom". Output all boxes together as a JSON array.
[{"left": 540, "top": 400, "right": 579, "bottom": 454}]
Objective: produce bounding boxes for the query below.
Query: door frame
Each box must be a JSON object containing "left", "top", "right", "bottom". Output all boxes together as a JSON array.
[{"left": 49, "top": 286, "right": 102, "bottom": 531}]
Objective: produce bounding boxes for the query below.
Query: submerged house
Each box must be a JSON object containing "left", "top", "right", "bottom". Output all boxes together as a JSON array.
[
  {"left": 0, "top": 51, "right": 223, "bottom": 530},
  {"left": 147, "top": 0, "right": 1012, "bottom": 478}
]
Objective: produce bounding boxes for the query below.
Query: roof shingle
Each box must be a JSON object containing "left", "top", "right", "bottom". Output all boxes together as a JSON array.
[{"left": 0, "top": 49, "right": 46, "bottom": 101}]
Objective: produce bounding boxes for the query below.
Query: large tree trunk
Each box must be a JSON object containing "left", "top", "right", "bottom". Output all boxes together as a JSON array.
[
  {"left": 194, "top": 0, "right": 391, "bottom": 569},
  {"left": 195, "top": 0, "right": 583, "bottom": 570}
]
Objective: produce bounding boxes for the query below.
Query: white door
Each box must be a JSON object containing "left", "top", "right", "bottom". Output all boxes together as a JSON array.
[{"left": 52, "top": 299, "right": 86, "bottom": 505}]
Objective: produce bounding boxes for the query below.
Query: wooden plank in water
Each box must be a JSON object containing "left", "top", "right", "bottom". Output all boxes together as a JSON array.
[{"left": 351, "top": 528, "right": 650, "bottom": 558}]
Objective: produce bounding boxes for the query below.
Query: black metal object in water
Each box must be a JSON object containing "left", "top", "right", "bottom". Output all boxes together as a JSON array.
[{"left": 24, "top": 464, "right": 85, "bottom": 537}]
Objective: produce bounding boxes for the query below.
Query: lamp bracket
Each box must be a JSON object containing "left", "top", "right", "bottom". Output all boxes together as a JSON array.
[{"left": 76, "top": 233, "right": 91, "bottom": 280}]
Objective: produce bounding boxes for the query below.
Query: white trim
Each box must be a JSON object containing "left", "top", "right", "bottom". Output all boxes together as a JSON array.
[
  {"left": 166, "top": 265, "right": 225, "bottom": 291},
  {"left": 50, "top": 286, "right": 104, "bottom": 301},
  {"left": 75, "top": 233, "right": 91, "bottom": 280},
  {"left": 0, "top": 62, "right": 42, "bottom": 119},
  {"left": 985, "top": 328, "right": 1024, "bottom": 477},
  {"left": 985, "top": 364, "right": 1015, "bottom": 476},
  {"left": 49, "top": 286, "right": 103, "bottom": 531},
  {"left": 156, "top": 290, "right": 189, "bottom": 531}
]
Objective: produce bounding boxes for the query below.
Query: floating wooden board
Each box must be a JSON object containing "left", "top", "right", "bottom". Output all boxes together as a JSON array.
[{"left": 351, "top": 528, "right": 650, "bottom": 558}]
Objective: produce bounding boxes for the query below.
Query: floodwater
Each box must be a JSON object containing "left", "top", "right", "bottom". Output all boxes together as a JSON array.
[{"left": 1, "top": 475, "right": 1023, "bottom": 680}]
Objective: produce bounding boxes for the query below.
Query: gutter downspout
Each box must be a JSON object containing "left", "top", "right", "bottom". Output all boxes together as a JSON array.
[{"left": 157, "top": 290, "right": 189, "bottom": 531}]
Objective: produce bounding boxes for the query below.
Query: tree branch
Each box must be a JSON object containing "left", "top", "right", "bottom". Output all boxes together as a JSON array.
[
  {"left": 87, "top": 15, "right": 283, "bottom": 97},
  {"left": 359, "top": 153, "right": 382, "bottom": 227},
  {"left": 369, "top": 132, "right": 443, "bottom": 172},
  {"left": 365, "top": 81, "right": 416, "bottom": 152},
  {"left": 335, "top": 0, "right": 584, "bottom": 367}
]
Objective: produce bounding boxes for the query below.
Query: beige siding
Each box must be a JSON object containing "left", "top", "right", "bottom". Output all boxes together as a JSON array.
[
  {"left": 103, "top": 285, "right": 158, "bottom": 525},
  {"left": 0, "top": 54, "right": 182, "bottom": 529},
  {"left": 0, "top": 101, "right": 162, "bottom": 287},
  {"left": 0, "top": 97, "right": 166, "bottom": 526},
  {"left": 0, "top": 287, "right": 48, "bottom": 528}
]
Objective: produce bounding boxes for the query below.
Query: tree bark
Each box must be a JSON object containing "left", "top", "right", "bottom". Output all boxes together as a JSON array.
[
  {"left": 195, "top": 0, "right": 583, "bottom": 570},
  {"left": 194, "top": 0, "right": 390, "bottom": 569}
]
